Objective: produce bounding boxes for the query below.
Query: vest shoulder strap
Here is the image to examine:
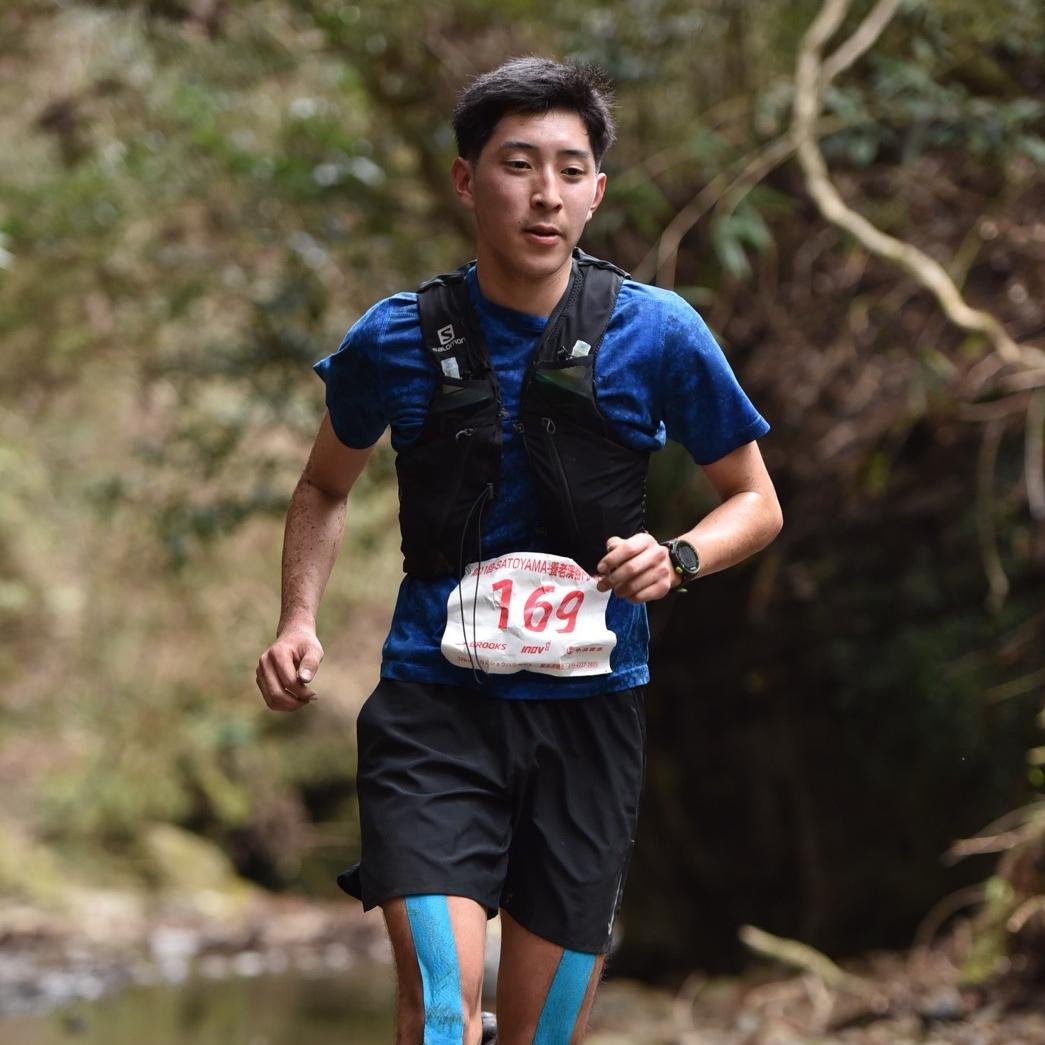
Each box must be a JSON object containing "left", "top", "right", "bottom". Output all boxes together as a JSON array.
[
  {"left": 574, "top": 248, "right": 629, "bottom": 279},
  {"left": 416, "top": 267, "right": 489, "bottom": 383},
  {"left": 535, "top": 250, "right": 628, "bottom": 366}
]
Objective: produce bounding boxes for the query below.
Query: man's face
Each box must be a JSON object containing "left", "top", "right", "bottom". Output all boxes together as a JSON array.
[{"left": 452, "top": 109, "right": 607, "bottom": 286}]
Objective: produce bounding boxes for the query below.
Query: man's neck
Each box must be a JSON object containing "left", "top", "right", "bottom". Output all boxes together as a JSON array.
[{"left": 473, "top": 252, "right": 572, "bottom": 318}]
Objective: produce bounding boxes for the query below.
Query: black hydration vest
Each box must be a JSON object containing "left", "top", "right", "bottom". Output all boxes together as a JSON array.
[{"left": 396, "top": 249, "right": 650, "bottom": 580}]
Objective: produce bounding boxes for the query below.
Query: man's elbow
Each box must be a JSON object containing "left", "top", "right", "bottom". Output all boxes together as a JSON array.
[
  {"left": 761, "top": 490, "right": 784, "bottom": 548},
  {"left": 297, "top": 471, "right": 352, "bottom": 503}
]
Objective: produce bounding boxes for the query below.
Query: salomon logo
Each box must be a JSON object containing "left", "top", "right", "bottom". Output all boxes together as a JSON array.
[{"left": 434, "top": 323, "right": 467, "bottom": 352}]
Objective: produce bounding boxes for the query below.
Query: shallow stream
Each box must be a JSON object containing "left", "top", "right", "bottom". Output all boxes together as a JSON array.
[{"left": 0, "top": 966, "right": 396, "bottom": 1045}]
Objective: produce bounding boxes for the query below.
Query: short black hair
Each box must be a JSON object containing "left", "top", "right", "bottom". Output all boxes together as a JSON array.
[{"left": 452, "top": 57, "right": 616, "bottom": 167}]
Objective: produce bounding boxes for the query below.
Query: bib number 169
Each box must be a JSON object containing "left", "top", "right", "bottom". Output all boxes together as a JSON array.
[{"left": 491, "top": 580, "right": 585, "bottom": 634}]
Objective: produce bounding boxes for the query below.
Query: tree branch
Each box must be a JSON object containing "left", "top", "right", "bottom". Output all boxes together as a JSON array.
[
  {"left": 701, "top": 130, "right": 798, "bottom": 242},
  {"left": 976, "top": 419, "right": 1009, "bottom": 614},
  {"left": 821, "top": 0, "right": 902, "bottom": 86},
  {"left": 639, "top": 0, "right": 901, "bottom": 287},
  {"left": 791, "top": 0, "right": 1045, "bottom": 371},
  {"left": 1025, "top": 390, "right": 1045, "bottom": 520},
  {"left": 637, "top": 113, "right": 860, "bottom": 287},
  {"left": 637, "top": 167, "right": 732, "bottom": 287},
  {"left": 1008, "top": 896, "right": 1045, "bottom": 935},
  {"left": 739, "top": 924, "right": 876, "bottom": 998}
]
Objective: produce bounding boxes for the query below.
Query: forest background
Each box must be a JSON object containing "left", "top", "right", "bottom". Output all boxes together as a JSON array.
[{"left": 1, "top": 0, "right": 1043, "bottom": 1003}]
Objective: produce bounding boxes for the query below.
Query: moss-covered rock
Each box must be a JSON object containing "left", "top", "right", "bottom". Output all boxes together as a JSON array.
[{"left": 140, "top": 823, "right": 250, "bottom": 897}]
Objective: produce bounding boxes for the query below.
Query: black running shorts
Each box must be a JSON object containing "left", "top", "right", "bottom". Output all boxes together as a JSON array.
[{"left": 337, "top": 679, "right": 646, "bottom": 954}]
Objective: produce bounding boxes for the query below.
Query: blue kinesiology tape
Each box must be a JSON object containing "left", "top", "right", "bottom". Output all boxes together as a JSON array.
[
  {"left": 533, "top": 948, "right": 597, "bottom": 1044},
  {"left": 404, "top": 895, "right": 464, "bottom": 1045}
]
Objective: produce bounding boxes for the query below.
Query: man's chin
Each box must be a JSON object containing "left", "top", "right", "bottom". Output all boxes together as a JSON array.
[{"left": 513, "top": 244, "right": 574, "bottom": 280}]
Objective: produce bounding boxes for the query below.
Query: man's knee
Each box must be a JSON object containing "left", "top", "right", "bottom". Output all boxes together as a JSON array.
[
  {"left": 534, "top": 949, "right": 598, "bottom": 1044},
  {"left": 496, "top": 924, "right": 602, "bottom": 1045}
]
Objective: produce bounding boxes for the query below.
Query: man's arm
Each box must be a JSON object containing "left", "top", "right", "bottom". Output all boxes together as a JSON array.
[
  {"left": 256, "top": 410, "right": 374, "bottom": 712},
  {"left": 596, "top": 440, "right": 782, "bottom": 603}
]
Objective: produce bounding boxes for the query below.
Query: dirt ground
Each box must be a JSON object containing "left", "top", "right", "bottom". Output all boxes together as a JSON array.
[{"left": 589, "top": 945, "right": 1045, "bottom": 1044}]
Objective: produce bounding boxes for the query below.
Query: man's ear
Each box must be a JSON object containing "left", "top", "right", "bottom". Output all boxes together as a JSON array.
[
  {"left": 586, "top": 171, "right": 607, "bottom": 222},
  {"left": 451, "top": 156, "right": 476, "bottom": 211}
]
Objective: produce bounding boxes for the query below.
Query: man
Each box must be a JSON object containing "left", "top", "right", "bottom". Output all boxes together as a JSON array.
[{"left": 256, "top": 57, "right": 781, "bottom": 1045}]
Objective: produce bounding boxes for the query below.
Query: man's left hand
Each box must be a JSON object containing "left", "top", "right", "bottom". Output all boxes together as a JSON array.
[{"left": 596, "top": 533, "right": 678, "bottom": 603}]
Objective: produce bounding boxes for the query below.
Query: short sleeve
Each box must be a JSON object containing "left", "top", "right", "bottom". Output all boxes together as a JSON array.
[
  {"left": 312, "top": 300, "right": 391, "bottom": 449},
  {"left": 659, "top": 297, "right": 770, "bottom": 465}
]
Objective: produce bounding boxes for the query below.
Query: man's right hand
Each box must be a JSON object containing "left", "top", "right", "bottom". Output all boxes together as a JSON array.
[{"left": 255, "top": 626, "right": 324, "bottom": 712}]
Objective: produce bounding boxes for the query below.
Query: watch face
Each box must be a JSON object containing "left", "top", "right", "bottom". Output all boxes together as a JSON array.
[{"left": 675, "top": 540, "right": 700, "bottom": 574}]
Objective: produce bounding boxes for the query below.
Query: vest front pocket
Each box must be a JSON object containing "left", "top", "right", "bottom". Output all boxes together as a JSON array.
[{"left": 396, "top": 393, "right": 501, "bottom": 579}]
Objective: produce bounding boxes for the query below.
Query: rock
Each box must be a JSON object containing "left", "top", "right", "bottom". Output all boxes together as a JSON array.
[
  {"left": 136, "top": 824, "right": 261, "bottom": 924},
  {"left": 918, "top": 986, "right": 965, "bottom": 1022},
  {"left": 0, "top": 820, "right": 69, "bottom": 908},
  {"left": 140, "top": 824, "right": 242, "bottom": 894},
  {"left": 67, "top": 888, "right": 146, "bottom": 946},
  {"left": 148, "top": 925, "right": 200, "bottom": 963}
]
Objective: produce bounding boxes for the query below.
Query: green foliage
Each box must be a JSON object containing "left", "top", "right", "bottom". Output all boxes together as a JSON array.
[{"left": 711, "top": 203, "right": 773, "bottom": 279}]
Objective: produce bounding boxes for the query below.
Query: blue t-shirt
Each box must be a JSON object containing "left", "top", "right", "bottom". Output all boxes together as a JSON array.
[{"left": 314, "top": 265, "right": 769, "bottom": 699}]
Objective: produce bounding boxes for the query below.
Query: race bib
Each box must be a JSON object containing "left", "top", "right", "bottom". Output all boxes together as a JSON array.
[{"left": 441, "top": 553, "right": 616, "bottom": 677}]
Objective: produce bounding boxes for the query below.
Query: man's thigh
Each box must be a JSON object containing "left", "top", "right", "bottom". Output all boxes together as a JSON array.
[
  {"left": 500, "top": 687, "right": 646, "bottom": 955},
  {"left": 343, "top": 679, "right": 512, "bottom": 915}
]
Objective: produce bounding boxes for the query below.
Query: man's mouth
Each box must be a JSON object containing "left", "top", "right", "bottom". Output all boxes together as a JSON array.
[{"left": 524, "top": 224, "right": 562, "bottom": 243}]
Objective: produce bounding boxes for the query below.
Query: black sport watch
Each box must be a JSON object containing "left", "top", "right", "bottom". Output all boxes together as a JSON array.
[{"left": 661, "top": 537, "right": 701, "bottom": 590}]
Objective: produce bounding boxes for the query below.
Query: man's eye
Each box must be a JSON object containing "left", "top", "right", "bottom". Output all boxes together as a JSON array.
[
  {"left": 563, "top": 168, "right": 585, "bottom": 177},
  {"left": 506, "top": 160, "right": 530, "bottom": 170}
]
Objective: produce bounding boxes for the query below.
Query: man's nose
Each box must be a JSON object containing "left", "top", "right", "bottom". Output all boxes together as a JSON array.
[{"left": 531, "top": 167, "right": 563, "bottom": 210}]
